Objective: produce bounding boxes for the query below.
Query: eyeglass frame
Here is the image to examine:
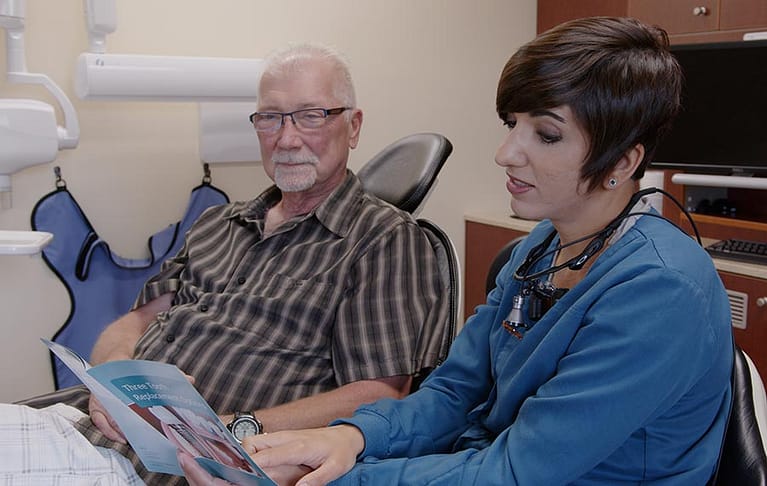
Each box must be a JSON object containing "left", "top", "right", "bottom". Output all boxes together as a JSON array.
[{"left": 248, "top": 106, "right": 352, "bottom": 133}]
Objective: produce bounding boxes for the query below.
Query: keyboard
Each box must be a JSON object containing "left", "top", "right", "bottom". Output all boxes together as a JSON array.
[{"left": 706, "top": 239, "right": 767, "bottom": 265}]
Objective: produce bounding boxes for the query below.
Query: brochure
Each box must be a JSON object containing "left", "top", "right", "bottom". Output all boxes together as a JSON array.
[{"left": 43, "top": 338, "right": 275, "bottom": 485}]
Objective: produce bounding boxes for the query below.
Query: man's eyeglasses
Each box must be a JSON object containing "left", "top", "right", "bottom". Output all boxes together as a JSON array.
[{"left": 249, "top": 107, "right": 351, "bottom": 133}]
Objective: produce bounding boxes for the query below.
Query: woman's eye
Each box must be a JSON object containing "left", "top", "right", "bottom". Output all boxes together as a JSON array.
[
  {"left": 503, "top": 119, "right": 516, "bottom": 129},
  {"left": 539, "top": 131, "right": 562, "bottom": 144}
]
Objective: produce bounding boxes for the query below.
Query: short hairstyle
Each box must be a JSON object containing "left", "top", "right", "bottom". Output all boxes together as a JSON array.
[
  {"left": 496, "top": 16, "right": 682, "bottom": 191},
  {"left": 259, "top": 42, "right": 357, "bottom": 112}
]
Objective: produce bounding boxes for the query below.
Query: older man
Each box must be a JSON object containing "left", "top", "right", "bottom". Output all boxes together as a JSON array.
[{"left": 10, "top": 43, "right": 447, "bottom": 485}]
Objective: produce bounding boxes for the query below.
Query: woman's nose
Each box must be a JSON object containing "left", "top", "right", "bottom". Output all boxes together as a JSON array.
[{"left": 494, "top": 131, "right": 524, "bottom": 168}]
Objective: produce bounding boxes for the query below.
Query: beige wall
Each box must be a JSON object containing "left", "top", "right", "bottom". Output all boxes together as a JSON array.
[{"left": 0, "top": 0, "right": 536, "bottom": 401}]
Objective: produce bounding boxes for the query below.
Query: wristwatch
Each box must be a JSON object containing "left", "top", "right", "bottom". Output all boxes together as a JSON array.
[{"left": 226, "top": 411, "right": 263, "bottom": 443}]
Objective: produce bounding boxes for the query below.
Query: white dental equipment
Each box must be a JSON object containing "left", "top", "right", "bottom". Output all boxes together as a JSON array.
[
  {"left": 76, "top": 0, "right": 263, "bottom": 162},
  {"left": 1, "top": 0, "right": 75, "bottom": 253},
  {"left": 0, "top": 0, "right": 80, "bottom": 207},
  {"left": 75, "top": 52, "right": 262, "bottom": 103},
  {"left": 0, "top": 0, "right": 264, "bottom": 254}
]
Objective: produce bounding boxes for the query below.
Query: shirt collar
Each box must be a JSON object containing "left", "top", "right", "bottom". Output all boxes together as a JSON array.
[
  {"left": 225, "top": 170, "right": 365, "bottom": 238},
  {"left": 606, "top": 195, "right": 654, "bottom": 245}
]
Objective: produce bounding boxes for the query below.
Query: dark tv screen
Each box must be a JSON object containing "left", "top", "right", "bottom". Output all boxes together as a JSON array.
[{"left": 650, "top": 39, "right": 767, "bottom": 175}]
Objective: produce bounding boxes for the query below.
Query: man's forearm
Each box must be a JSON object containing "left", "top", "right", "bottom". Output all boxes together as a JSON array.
[
  {"left": 90, "top": 293, "right": 173, "bottom": 364},
  {"left": 222, "top": 375, "right": 410, "bottom": 433}
]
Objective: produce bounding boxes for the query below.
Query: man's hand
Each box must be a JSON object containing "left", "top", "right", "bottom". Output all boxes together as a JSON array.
[
  {"left": 177, "top": 451, "right": 234, "bottom": 485},
  {"left": 88, "top": 394, "right": 126, "bottom": 444}
]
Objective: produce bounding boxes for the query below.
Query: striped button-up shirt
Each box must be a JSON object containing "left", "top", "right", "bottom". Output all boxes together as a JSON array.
[{"left": 132, "top": 171, "right": 448, "bottom": 414}]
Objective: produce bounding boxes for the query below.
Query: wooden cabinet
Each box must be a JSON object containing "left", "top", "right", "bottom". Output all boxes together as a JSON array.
[
  {"left": 719, "top": 270, "right": 767, "bottom": 377},
  {"left": 720, "top": 0, "right": 767, "bottom": 30},
  {"left": 537, "top": 0, "right": 628, "bottom": 34},
  {"left": 538, "top": 0, "right": 767, "bottom": 43},
  {"left": 464, "top": 220, "right": 528, "bottom": 318},
  {"left": 632, "top": 0, "right": 767, "bottom": 43},
  {"left": 629, "top": 0, "right": 719, "bottom": 35},
  {"left": 464, "top": 213, "right": 537, "bottom": 318}
]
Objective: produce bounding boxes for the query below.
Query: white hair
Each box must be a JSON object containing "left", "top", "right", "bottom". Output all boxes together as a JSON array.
[{"left": 259, "top": 42, "right": 356, "bottom": 109}]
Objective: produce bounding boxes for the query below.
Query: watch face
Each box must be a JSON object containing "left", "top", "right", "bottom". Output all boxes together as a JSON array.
[{"left": 232, "top": 418, "right": 258, "bottom": 440}]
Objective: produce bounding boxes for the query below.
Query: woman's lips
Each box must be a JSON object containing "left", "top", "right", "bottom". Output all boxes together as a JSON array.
[{"left": 506, "top": 175, "right": 533, "bottom": 195}]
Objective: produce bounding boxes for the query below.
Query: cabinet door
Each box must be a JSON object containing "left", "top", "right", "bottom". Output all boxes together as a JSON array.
[
  {"left": 537, "top": 0, "right": 628, "bottom": 33},
  {"left": 629, "top": 0, "right": 719, "bottom": 34},
  {"left": 720, "top": 0, "right": 767, "bottom": 30},
  {"left": 464, "top": 222, "right": 527, "bottom": 318},
  {"left": 718, "top": 271, "right": 767, "bottom": 379}
]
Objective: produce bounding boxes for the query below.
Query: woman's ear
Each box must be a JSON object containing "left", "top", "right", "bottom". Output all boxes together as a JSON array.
[{"left": 605, "top": 143, "right": 645, "bottom": 189}]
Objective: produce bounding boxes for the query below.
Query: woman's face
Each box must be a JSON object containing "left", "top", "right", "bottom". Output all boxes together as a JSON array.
[{"left": 494, "top": 105, "right": 592, "bottom": 224}]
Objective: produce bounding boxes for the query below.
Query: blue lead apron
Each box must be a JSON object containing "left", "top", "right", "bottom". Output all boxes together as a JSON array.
[{"left": 31, "top": 177, "right": 228, "bottom": 389}]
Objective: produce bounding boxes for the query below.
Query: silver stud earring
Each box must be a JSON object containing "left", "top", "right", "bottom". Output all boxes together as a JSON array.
[{"left": 608, "top": 178, "right": 618, "bottom": 188}]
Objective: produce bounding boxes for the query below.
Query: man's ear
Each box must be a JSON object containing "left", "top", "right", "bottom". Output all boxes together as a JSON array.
[
  {"left": 608, "top": 143, "right": 645, "bottom": 187},
  {"left": 348, "top": 109, "right": 363, "bottom": 149}
]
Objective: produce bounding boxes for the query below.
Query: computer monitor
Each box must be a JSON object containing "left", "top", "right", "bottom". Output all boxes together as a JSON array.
[{"left": 650, "top": 39, "right": 767, "bottom": 176}]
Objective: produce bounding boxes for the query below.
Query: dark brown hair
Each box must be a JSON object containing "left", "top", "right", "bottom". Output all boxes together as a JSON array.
[{"left": 496, "top": 16, "right": 681, "bottom": 191}]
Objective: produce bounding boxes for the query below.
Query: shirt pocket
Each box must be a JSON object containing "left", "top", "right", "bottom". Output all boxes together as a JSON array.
[{"left": 231, "top": 272, "right": 341, "bottom": 351}]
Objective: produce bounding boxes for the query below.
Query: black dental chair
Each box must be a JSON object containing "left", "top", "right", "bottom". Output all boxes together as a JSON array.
[
  {"left": 709, "top": 344, "right": 767, "bottom": 485},
  {"left": 409, "top": 218, "right": 461, "bottom": 393}
]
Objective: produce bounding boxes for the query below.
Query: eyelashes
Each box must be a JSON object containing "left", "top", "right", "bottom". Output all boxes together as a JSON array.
[
  {"left": 539, "top": 132, "right": 562, "bottom": 144},
  {"left": 502, "top": 118, "right": 563, "bottom": 144}
]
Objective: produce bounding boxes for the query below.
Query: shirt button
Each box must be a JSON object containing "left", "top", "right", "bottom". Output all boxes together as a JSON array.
[
  {"left": 237, "top": 276, "right": 246, "bottom": 285},
  {"left": 200, "top": 304, "right": 209, "bottom": 312},
  {"left": 165, "top": 334, "right": 175, "bottom": 343}
]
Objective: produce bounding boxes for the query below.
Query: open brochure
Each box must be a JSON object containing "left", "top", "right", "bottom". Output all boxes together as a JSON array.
[{"left": 43, "top": 339, "right": 275, "bottom": 485}]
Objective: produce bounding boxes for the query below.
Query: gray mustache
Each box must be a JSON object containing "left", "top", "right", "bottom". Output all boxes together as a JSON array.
[{"left": 272, "top": 152, "right": 319, "bottom": 165}]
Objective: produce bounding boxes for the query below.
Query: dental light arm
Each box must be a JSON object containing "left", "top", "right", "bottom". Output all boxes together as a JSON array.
[
  {"left": 77, "top": 0, "right": 261, "bottom": 102},
  {"left": 1, "top": 0, "right": 79, "bottom": 149},
  {"left": 75, "top": 53, "right": 262, "bottom": 102},
  {"left": 0, "top": 0, "right": 63, "bottom": 251},
  {"left": 0, "top": 0, "right": 80, "bottom": 198},
  {"left": 83, "top": 0, "right": 116, "bottom": 54}
]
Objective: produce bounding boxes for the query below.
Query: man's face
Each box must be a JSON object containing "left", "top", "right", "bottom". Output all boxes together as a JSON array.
[{"left": 256, "top": 58, "right": 362, "bottom": 196}]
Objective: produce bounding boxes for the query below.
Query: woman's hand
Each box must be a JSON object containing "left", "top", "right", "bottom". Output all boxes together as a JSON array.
[
  {"left": 88, "top": 394, "right": 126, "bottom": 444},
  {"left": 177, "top": 450, "right": 310, "bottom": 486},
  {"left": 246, "top": 425, "right": 364, "bottom": 486}
]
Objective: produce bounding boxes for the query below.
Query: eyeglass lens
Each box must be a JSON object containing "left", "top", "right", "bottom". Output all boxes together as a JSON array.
[{"left": 250, "top": 108, "right": 347, "bottom": 132}]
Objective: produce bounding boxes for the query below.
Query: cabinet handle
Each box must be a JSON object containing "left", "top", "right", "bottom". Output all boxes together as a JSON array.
[
  {"left": 757, "top": 297, "right": 767, "bottom": 308},
  {"left": 692, "top": 6, "right": 709, "bottom": 16}
]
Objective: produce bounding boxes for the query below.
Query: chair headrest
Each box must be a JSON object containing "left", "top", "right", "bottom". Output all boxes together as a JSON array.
[{"left": 357, "top": 133, "right": 453, "bottom": 214}]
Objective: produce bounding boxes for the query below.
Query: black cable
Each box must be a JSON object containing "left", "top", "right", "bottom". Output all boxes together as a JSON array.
[{"left": 513, "top": 187, "right": 702, "bottom": 283}]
